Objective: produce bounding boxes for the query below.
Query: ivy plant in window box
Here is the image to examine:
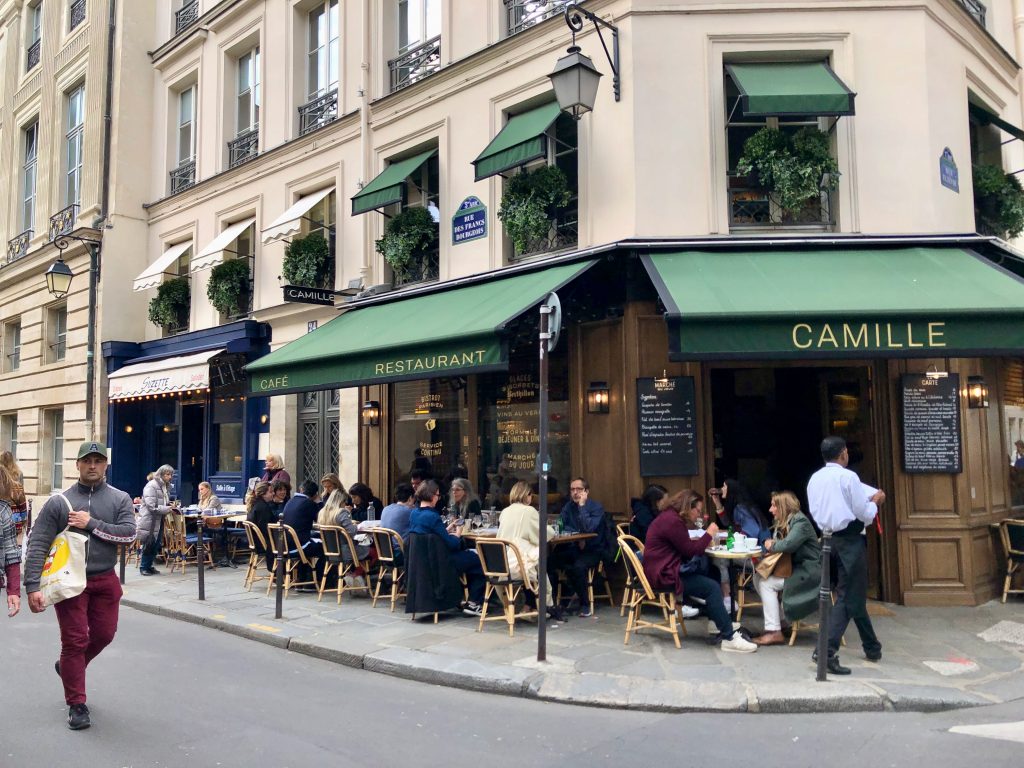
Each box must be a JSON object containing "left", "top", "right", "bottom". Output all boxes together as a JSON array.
[
  {"left": 498, "top": 165, "right": 572, "bottom": 256},
  {"left": 148, "top": 277, "right": 191, "bottom": 329},
  {"left": 207, "top": 258, "right": 250, "bottom": 317},
  {"left": 737, "top": 127, "right": 839, "bottom": 216},
  {"left": 973, "top": 163, "right": 1024, "bottom": 239},
  {"left": 374, "top": 206, "right": 439, "bottom": 285},
  {"left": 282, "top": 231, "right": 331, "bottom": 288}
]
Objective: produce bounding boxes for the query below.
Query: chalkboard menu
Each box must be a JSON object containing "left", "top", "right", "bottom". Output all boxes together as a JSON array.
[
  {"left": 901, "top": 373, "right": 962, "bottom": 474},
  {"left": 637, "top": 376, "right": 698, "bottom": 476}
]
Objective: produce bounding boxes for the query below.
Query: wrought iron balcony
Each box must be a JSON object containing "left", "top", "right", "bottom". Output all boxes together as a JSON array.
[
  {"left": 6, "top": 230, "right": 32, "bottom": 265},
  {"left": 49, "top": 204, "right": 79, "bottom": 242},
  {"left": 70, "top": 0, "right": 87, "bottom": 31},
  {"left": 298, "top": 89, "right": 338, "bottom": 136},
  {"left": 728, "top": 177, "right": 834, "bottom": 230},
  {"left": 227, "top": 128, "right": 259, "bottom": 168},
  {"left": 169, "top": 159, "right": 196, "bottom": 194},
  {"left": 510, "top": 202, "right": 578, "bottom": 260},
  {"left": 175, "top": 0, "right": 199, "bottom": 34},
  {"left": 388, "top": 36, "right": 441, "bottom": 93},
  {"left": 960, "top": 0, "right": 986, "bottom": 27},
  {"left": 394, "top": 246, "right": 440, "bottom": 288},
  {"left": 26, "top": 38, "right": 40, "bottom": 71},
  {"left": 505, "top": 0, "right": 570, "bottom": 37}
]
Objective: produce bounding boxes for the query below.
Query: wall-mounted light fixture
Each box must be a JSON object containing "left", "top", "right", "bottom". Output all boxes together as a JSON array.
[
  {"left": 967, "top": 375, "right": 989, "bottom": 408},
  {"left": 124, "top": 425, "right": 133, "bottom": 434},
  {"left": 587, "top": 382, "right": 610, "bottom": 413},
  {"left": 362, "top": 400, "right": 381, "bottom": 427},
  {"left": 260, "top": 414, "right": 269, "bottom": 425},
  {"left": 548, "top": 2, "right": 620, "bottom": 120}
]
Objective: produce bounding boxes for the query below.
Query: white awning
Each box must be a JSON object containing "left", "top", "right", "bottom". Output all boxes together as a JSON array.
[
  {"left": 133, "top": 241, "right": 193, "bottom": 292},
  {"left": 261, "top": 187, "right": 333, "bottom": 244},
  {"left": 108, "top": 349, "right": 222, "bottom": 400},
  {"left": 191, "top": 217, "right": 257, "bottom": 274}
]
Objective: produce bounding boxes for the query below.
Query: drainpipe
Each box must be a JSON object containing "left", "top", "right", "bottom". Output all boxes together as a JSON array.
[{"left": 359, "top": 0, "right": 372, "bottom": 284}]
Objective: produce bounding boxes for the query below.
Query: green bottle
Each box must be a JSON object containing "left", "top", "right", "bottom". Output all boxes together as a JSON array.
[{"left": 726, "top": 525, "right": 735, "bottom": 550}]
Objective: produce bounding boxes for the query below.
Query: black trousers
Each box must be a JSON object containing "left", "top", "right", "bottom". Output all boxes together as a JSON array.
[
  {"left": 828, "top": 536, "right": 881, "bottom": 656},
  {"left": 547, "top": 545, "right": 604, "bottom": 606}
]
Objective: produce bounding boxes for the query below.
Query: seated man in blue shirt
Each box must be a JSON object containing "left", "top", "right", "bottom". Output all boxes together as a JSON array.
[
  {"left": 407, "top": 480, "right": 485, "bottom": 616},
  {"left": 548, "top": 477, "right": 612, "bottom": 618},
  {"left": 380, "top": 482, "right": 415, "bottom": 565},
  {"left": 281, "top": 479, "right": 323, "bottom": 591}
]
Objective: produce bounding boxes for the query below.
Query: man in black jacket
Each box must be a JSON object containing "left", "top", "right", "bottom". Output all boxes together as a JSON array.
[{"left": 282, "top": 480, "right": 322, "bottom": 590}]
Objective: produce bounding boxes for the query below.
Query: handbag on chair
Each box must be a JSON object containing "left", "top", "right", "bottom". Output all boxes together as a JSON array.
[{"left": 755, "top": 550, "right": 792, "bottom": 579}]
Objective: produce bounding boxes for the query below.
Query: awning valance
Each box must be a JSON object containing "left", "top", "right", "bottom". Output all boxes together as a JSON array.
[
  {"left": 109, "top": 349, "right": 223, "bottom": 400},
  {"left": 473, "top": 100, "right": 561, "bottom": 181},
  {"left": 261, "top": 187, "right": 333, "bottom": 244},
  {"left": 351, "top": 149, "right": 438, "bottom": 216},
  {"left": 726, "top": 62, "right": 855, "bottom": 117},
  {"left": 968, "top": 103, "right": 1024, "bottom": 143},
  {"left": 246, "top": 260, "right": 594, "bottom": 396},
  {"left": 642, "top": 247, "right": 1024, "bottom": 360},
  {"left": 133, "top": 241, "right": 193, "bottom": 292},
  {"left": 192, "top": 217, "right": 257, "bottom": 273}
]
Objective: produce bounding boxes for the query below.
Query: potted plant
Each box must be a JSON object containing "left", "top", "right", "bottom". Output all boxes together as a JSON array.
[
  {"left": 206, "top": 258, "right": 250, "bottom": 317},
  {"left": 283, "top": 231, "right": 331, "bottom": 288},
  {"left": 737, "top": 127, "right": 840, "bottom": 216},
  {"left": 374, "top": 206, "right": 439, "bottom": 284},
  {"left": 148, "top": 277, "right": 190, "bottom": 330},
  {"left": 973, "top": 163, "right": 1024, "bottom": 239},
  {"left": 498, "top": 165, "right": 572, "bottom": 256}
]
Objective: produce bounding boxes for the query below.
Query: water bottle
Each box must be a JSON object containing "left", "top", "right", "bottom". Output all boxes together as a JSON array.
[
  {"left": 726, "top": 525, "right": 735, "bottom": 550},
  {"left": 367, "top": 501, "right": 376, "bottom": 522}
]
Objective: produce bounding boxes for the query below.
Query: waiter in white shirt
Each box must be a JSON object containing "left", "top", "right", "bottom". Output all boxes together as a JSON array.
[{"left": 806, "top": 435, "right": 884, "bottom": 675}]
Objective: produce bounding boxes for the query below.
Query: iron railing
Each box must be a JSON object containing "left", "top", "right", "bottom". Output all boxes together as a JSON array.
[
  {"left": 70, "top": 0, "right": 87, "bottom": 31},
  {"left": 298, "top": 89, "right": 338, "bottom": 136},
  {"left": 6, "top": 230, "right": 32, "bottom": 265},
  {"left": 48, "top": 204, "right": 79, "bottom": 242},
  {"left": 227, "top": 128, "right": 259, "bottom": 168},
  {"left": 388, "top": 36, "right": 441, "bottom": 92},
  {"left": 175, "top": 0, "right": 199, "bottom": 34},
  {"left": 728, "top": 178, "right": 834, "bottom": 229},
  {"left": 394, "top": 246, "right": 440, "bottom": 287},
  {"left": 26, "top": 38, "right": 40, "bottom": 71},
  {"left": 169, "top": 159, "right": 196, "bottom": 194},
  {"left": 511, "top": 201, "right": 578, "bottom": 259},
  {"left": 960, "top": 0, "right": 986, "bottom": 27},
  {"left": 504, "top": 0, "right": 569, "bottom": 37}
]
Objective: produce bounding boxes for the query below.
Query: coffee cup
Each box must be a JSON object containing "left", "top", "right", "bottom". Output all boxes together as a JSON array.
[{"left": 733, "top": 533, "right": 747, "bottom": 549}]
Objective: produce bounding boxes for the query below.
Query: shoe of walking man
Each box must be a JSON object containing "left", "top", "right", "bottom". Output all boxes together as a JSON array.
[{"left": 23, "top": 442, "right": 137, "bottom": 730}]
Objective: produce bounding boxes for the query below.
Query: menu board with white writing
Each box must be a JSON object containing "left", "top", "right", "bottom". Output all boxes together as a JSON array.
[
  {"left": 637, "top": 377, "right": 698, "bottom": 476},
  {"left": 901, "top": 373, "right": 962, "bottom": 474}
]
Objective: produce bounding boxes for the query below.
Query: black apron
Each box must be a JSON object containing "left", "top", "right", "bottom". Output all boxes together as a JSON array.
[{"left": 832, "top": 520, "right": 869, "bottom": 619}]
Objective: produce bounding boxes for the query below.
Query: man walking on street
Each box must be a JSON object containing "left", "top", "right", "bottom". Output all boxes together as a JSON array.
[
  {"left": 806, "top": 435, "right": 884, "bottom": 675},
  {"left": 23, "top": 442, "right": 137, "bottom": 730}
]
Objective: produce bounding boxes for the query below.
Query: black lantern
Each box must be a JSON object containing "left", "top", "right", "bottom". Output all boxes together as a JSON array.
[
  {"left": 549, "top": 47, "right": 603, "bottom": 120},
  {"left": 361, "top": 400, "right": 381, "bottom": 426},
  {"left": 967, "top": 376, "right": 989, "bottom": 408},
  {"left": 45, "top": 257, "right": 75, "bottom": 298},
  {"left": 587, "top": 381, "right": 610, "bottom": 413}
]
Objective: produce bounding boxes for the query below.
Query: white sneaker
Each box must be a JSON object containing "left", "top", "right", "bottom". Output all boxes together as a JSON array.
[
  {"left": 720, "top": 634, "right": 757, "bottom": 653},
  {"left": 708, "top": 620, "right": 743, "bottom": 636},
  {"left": 680, "top": 605, "right": 699, "bottom": 619}
]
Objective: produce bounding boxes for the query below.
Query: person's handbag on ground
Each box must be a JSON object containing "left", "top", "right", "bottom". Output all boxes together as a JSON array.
[{"left": 39, "top": 495, "right": 89, "bottom": 606}]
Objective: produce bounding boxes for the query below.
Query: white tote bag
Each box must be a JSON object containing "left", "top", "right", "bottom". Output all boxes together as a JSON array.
[{"left": 39, "top": 495, "right": 89, "bottom": 607}]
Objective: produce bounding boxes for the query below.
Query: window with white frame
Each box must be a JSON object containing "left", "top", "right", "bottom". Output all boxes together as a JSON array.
[
  {"left": 26, "top": 2, "right": 42, "bottom": 70},
  {"left": 47, "top": 304, "right": 68, "bottom": 363},
  {"left": 0, "top": 414, "right": 17, "bottom": 458},
  {"left": 177, "top": 86, "right": 196, "bottom": 165},
  {"left": 22, "top": 121, "right": 38, "bottom": 233},
  {"left": 237, "top": 47, "right": 260, "bottom": 136},
  {"left": 398, "top": 0, "right": 440, "bottom": 53},
  {"left": 4, "top": 321, "right": 22, "bottom": 372},
  {"left": 45, "top": 409, "right": 64, "bottom": 492},
  {"left": 65, "top": 84, "right": 85, "bottom": 206},
  {"left": 307, "top": 1, "right": 339, "bottom": 99}
]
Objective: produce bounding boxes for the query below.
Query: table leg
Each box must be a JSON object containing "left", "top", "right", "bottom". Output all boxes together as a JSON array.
[{"left": 729, "top": 563, "right": 739, "bottom": 623}]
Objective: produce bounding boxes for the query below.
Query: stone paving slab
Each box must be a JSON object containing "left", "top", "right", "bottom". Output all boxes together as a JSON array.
[{"left": 120, "top": 567, "right": 1024, "bottom": 714}]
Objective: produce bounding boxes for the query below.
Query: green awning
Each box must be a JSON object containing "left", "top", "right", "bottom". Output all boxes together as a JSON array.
[
  {"left": 247, "top": 260, "right": 594, "bottom": 395},
  {"left": 473, "top": 101, "right": 561, "bottom": 181},
  {"left": 968, "top": 103, "right": 1024, "bottom": 143},
  {"left": 351, "top": 149, "right": 437, "bottom": 215},
  {"left": 726, "top": 63, "right": 855, "bottom": 117},
  {"left": 642, "top": 248, "right": 1024, "bottom": 360}
]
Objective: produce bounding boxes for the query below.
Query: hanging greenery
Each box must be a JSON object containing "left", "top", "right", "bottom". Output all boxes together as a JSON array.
[
  {"left": 973, "top": 164, "right": 1024, "bottom": 239},
  {"left": 148, "top": 277, "right": 191, "bottom": 329},
  {"left": 282, "top": 231, "right": 330, "bottom": 288},
  {"left": 498, "top": 165, "right": 572, "bottom": 255},
  {"left": 206, "top": 258, "right": 250, "bottom": 316},
  {"left": 374, "top": 206, "right": 438, "bottom": 284},
  {"left": 737, "top": 127, "right": 840, "bottom": 214}
]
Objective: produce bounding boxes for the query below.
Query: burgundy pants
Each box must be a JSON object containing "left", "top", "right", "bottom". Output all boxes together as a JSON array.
[{"left": 53, "top": 570, "right": 123, "bottom": 705}]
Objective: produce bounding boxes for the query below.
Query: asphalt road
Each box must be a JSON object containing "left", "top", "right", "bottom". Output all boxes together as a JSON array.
[{"left": 3, "top": 606, "right": 1022, "bottom": 767}]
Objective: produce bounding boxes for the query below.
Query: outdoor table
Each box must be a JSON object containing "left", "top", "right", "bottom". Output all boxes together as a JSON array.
[
  {"left": 461, "top": 529, "right": 596, "bottom": 548},
  {"left": 705, "top": 545, "right": 762, "bottom": 622}
]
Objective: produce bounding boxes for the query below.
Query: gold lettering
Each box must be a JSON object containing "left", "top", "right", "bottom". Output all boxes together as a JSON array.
[
  {"left": 462, "top": 352, "right": 474, "bottom": 366},
  {"left": 928, "top": 321, "right": 946, "bottom": 347},
  {"left": 437, "top": 355, "right": 449, "bottom": 368},
  {"left": 886, "top": 323, "right": 903, "bottom": 348},
  {"left": 476, "top": 349, "right": 485, "bottom": 362},
  {"left": 386, "top": 361, "right": 395, "bottom": 374},
  {"left": 906, "top": 322, "right": 924, "bottom": 348},
  {"left": 843, "top": 324, "right": 867, "bottom": 348},
  {"left": 792, "top": 323, "right": 813, "bottom": 349},
  {"left": 414, "top": 359, "right": 424, "bottom": 371},
  {"left": 874, "top": 324, "right": 881, "bottom": 348},
  {"left": 817, "top": 324, "right": 838, "bottom": 348},
  {"left": 375, "top": 363, "right": 385, "bottom": 375}
]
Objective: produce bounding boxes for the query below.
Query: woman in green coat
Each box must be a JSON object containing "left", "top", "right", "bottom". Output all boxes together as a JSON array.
[{"left": 753, "top": 491, "right": 821, "bottom": 645}]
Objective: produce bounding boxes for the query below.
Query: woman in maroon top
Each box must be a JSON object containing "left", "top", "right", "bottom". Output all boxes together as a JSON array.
[{"left": 642, "top": 490, "right": 756, "bottom": 653}]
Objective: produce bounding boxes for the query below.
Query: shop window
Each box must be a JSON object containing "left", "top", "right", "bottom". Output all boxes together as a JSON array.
[
  {"left": 212, "top": 397, "right": 243, "bottom": 473},
  {"left": 43, "top": 408, "right": 64, "bottom": 493},
  {"left": 3, "top": 321, "right": 21, "bottom": 372},
  {"left": 46, "top": 303, "right": 67, "bottom": 363},
  {"left": 389, "top": 0, "right": 440, "bottom": 92},
  {"left": 1004, "top": 359, "right": 1024, "bottom": 507},
  {"left": 0, "top": 414, "right": 17, "bottom": 457},
  {"left": 504, "top": 0, "right": 570, "bottom": 38},
  {"left": 300, "top": 0, "right": 339, "bottom": 136},
  {"left": 298, "top": 389, "right": 340, "bottom": 482},
  {"left": 391, "top": 378, "right": 469, "bottom": 488},
  {"left": 384, "top": 152, "right": 440, "bottom": 286}
]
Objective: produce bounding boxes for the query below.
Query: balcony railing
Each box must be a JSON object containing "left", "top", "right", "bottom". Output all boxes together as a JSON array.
[
  {"left": 728, "top": 178, "right": 834, "bottom": 230},
  {"left": 394, "top": 247, "right": 440, "bottom": 288},
  {"left": 175, "top": 0, "right": 199, "bottom": 34},
  {"left": 49, "top": 204, "right": 79, "bottom": 242},
  {"left": 505, "top": 0, "right": 570, "bottom": 37},
  {"left": 960, "top": 0, "right": 986, "bottom": 27},
  {"left": 511, "top": 201, "right": 578, "bottom": 260},
  {"left": 26, "top": 38, "right": 40, "bottom": 71},
  {"left": 298, "top": 89, "right": 338, "bottom": 136},
  {"left": 227, "top": 127, "right": 259, "bottom": 168},
  {"left": 389, "top": 36, "right": 441, "bottom": 93},
  {"left": 70, "top": 0, "right": 87, "bottom": 31},
  {"left": 169, "top": 159, "right": 196, "bottom": 194},
  {"left": 6, "top": 230, "right": 32, "bottom": 265}
]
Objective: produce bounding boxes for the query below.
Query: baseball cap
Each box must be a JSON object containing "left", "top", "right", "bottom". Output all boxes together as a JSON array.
[{"left": 77, "top": 441, "right": 109, "bottom": 460}]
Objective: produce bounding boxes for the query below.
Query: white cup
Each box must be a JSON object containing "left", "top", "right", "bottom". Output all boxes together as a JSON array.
[{"left": 733, "top": 533, "right": 747, "bottom": 549}]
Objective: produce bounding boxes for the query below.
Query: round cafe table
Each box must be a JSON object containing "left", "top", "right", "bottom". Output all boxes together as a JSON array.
[{"left": 705, "top": 545, "right": 762, "bottom": 622}]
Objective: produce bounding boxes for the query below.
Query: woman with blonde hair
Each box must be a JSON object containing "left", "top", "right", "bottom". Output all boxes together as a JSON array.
[
  {"left": 320, "top": 473, "right": 349, "bottom": 506},
  {"left": 317, "top": 489, "right": 369, "bottom": 564},
  {"left": 261, "top": 454, "right": 291, "bottom": 485},
  {"left": 496, "top": 481, "right": 564, "bottom": 620},
  {"left": 752, "top": 490, "right": 821, "bottom": 646}
]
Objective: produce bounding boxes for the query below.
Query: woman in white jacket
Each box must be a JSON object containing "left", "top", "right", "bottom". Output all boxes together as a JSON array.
[{"left": 496, "top": 481, "right": 565, "bottom": 620}]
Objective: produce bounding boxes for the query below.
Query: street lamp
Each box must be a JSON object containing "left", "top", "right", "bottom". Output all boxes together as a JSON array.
[
  {"left": 45, "top": 257, "right": 75, "bottom": 298},
  {"left": 548, "top": 2, "right": 620, "bottom": 119}
]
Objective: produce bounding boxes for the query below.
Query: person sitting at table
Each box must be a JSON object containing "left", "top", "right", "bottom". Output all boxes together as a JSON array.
[
  {"left": 643, "top": 489, "right": 757, "bottom": 653},
  {"left": 448, "top": 478, "right": 481, "bottom": 522},
  {"left": 752, "top": 490, "right": 822, "bottom": 646},
  {"left": 629, "top": 484, "right": 667, "bottom": 543},
  {"left": 320, "top": 473, "right": 350, "bottom": 508},
  {"left": 270, "top": 480, "right": 291, "bottom": 516},
  {"left": 709, "top": 478, "right": 769, "bottom": 542},
  {"left": 408, "top": 480, "right": 485, "bottom": 616},
  {"left": 317, "top": 489, "right": 370, "bottom": 563},
  {"left": 380, "top": 483, "right": 415, "bottom": 560},
  {"left": 246, "top": 482, "right": 276, "bottom": 572},
  {"left": 498, "top": 481, "right": 565, "bottom": 621},
  {"left": 348, "top": 482, "right": 384, "bottom": 523},
  {"left": 197, "top": 482, "right": 223, "bottom": 513},
  {"left": 550, "top": 477, "right": 613, "bottom": 618},
  {"left": 282, "top": 480, "right": 322, "bottom": 591}
]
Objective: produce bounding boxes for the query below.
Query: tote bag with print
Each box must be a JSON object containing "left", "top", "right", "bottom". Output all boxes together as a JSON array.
[{"left": 40, "top": 495, "right": 89, "bottom": 607}]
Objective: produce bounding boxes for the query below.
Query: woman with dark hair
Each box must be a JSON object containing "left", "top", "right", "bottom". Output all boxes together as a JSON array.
[
  {"left": 246, "top": 482, "right": 276, "bottom": 571},
  {"left": 348, "top": 482, "right": 384, "bottom": 523},
  {"left": 709, "top": 478, "right": 768, "bottom": 541},
  {"left": 629, "top": 484, "right": 667, "bottom": 542}
]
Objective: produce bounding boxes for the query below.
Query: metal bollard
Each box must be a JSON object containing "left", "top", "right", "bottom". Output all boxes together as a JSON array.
[
  {"left": 816, "top": 528, "right": 833, "bottom": 681},
  {"left": 197, "top": 516, "right": 206, "bottom": 601},
  {"left": 274, "top": 527, "right": 285, "bottom": 620}
]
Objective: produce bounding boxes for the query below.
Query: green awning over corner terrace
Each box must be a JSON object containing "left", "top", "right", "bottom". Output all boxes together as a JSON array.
[
  {"left": 473, "top": 100, "right": 561, "bottom": 181},
  {"left": 642, "top": 247, "right": 1024, "bottom": 360},
  {"left": 351, "top": 148, "right": 438, "bottom": 215},
  {"left": 246, "top": 259, "right": 595, "bottom": 396},
  {"left": 726, "top": 62, "right": 855, "bottom": 117}
]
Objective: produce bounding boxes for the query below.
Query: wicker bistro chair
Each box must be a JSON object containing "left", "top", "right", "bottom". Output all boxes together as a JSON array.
[
  {"left": 999, "top": 519, "right": 1024, "bottom": 602},
  {"left": 316, "top": 524, "right": 374, "bottom": 604},
  {"left": 617, "top": 532, "right": 644, "bottom": 617},
  {"left": 265, "top": 523, "right": 318, "bottom": 598},
  {"left": 240, "top": 520, "right": 271, "bottom": 592},
  {"left": 475, "top": 537, "right": 539, "bottom": 637},
  {"left": 370, "top": 527, "right": 407, "bottom": 611},
  {"left": 617, "top": 535, "right": 688, "bottom": 648},
  {"left": 163, "top": 512, "right": 214, "bottom": 574}
]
